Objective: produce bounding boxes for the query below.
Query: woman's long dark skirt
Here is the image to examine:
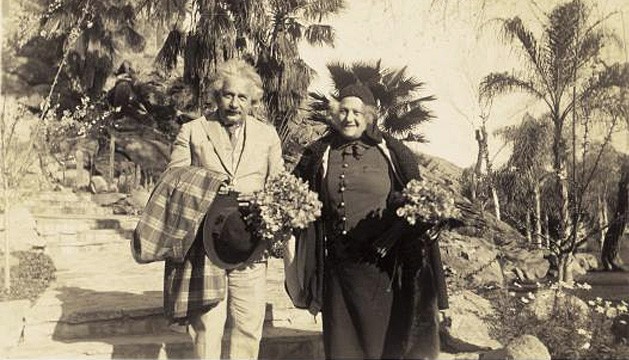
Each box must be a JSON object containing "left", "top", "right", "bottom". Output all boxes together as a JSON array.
[{"left": 322, "top": 259, "right": 394, "bottom": 359}]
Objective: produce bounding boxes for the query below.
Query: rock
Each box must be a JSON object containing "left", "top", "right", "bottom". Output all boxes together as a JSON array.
[
  {"left": 612, "top": 313, "right": 629, "bottom": 343},
  {"left": 90, "top": 176, "right": 109, "bottom": 194},
  {"left": 480, "top": 335, "right": 550, "bottom": 360},
  {"left": 502, "top": 248, "right": 550, "bottom": 283},
  {"left": 573, "top": 253, "right": 598, "bottom": 272},
  {"left": 441, "top": 233, "right": 502, "bottom": 289},
  {"left": 438, "top": 351, "right": 481, "bottom": 360},
  {"left": 442, "top": 291, "right": 502, "bottom": 352},
  {"left": 567, "top": 255, "right": 588, "bottom": 277},
  {"left": 470, "top": 260, "right": 504, "bottom": 289},
  {"left": 530, "top": 289, "right": 590, "bottom": 327},
  {"left": 91, "top": 193, "right": 126, "bottom": 207}
]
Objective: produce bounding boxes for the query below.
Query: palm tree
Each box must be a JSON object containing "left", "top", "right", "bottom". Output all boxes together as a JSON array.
[
  {"left": 496, "top": 113, "right": 553, "bottom": 247},
  {"left": 479, "top": 0, "right": 629, "bottom": 281},
  {"left": 310, "top": 60, "right": 436, "bottom": 141},
  {"left": 41, "top": 0, "right": 146, "bottom": 99},
  {"left": 145, "top": 0, "right": 345, "bottom": 142}
]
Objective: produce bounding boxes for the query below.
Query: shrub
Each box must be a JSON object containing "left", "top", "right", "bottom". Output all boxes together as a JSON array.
[
  {"left": 484, "top": 282, "right": 629, "bottom": 359},
  {"left": 0, "top": 251, "right": 56, "bottom": 302}
]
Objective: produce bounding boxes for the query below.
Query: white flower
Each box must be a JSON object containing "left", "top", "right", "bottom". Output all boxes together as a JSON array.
[
  {"left": 595, "top": 305, "right": 605, "bottom": 314},
  {"left": 527, "top": 292, "right": 535, "bottom": 300},
  {"left": 617, "top": 304, "right": 628, "bottom": 313},
  {"left": 587, "top": 300, "right": 596, "bottom": 306},
  {"left": 580, "top": 342, "right": 590, "bottom": 350},
  {"left": 508, "top": 292, "right": 516, "bottom": 297},
  {"left": 577, "top": 328, "right": 588, "bottom": 335},
  {"left": 520, "top": 297, "right": 530, "bottom": 304}
]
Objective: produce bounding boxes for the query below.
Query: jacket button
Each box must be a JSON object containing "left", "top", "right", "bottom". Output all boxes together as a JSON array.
[
  {"left": 342, "top": 163, "right": 348, "bottom": 168},
  {"left": 341, "top": 230, "right": 348, "bottom": 235},
  {"left": 339, "top": 202, "right": 345, "bottom": 208},
  {"left": 339, "top": 174, "right": 345, "bottom": 179}
]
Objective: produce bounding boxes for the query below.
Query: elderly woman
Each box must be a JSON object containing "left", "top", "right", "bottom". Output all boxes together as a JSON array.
[
  {"left": 164, "top": 59, "right": 283, "bottom": 359},
  {"left": 290, "top": 83, "right": 448, "bottom": 359}
]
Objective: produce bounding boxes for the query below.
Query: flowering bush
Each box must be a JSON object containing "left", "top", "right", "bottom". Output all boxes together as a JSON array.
[
  {"left": 246, "top": 172, "right": 322, "bottom": 257},
  {"left": 485, "top": 282, "right": 629, "bottom": 359},
  {"left": 395, "top": 179, "right": 459, "bottom": 226}
]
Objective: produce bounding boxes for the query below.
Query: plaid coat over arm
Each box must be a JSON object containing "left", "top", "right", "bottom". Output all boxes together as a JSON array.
[
  {"left": 132, "top": 166, "right": 229, "bottom": 322},
  {"left": 132, "top": 166, "right": 227, "bottom": 263}
]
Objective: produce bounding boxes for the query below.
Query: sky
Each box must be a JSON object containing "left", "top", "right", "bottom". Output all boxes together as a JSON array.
[{"left": 299, "top": 0, "right": 629, "bottom": 168}]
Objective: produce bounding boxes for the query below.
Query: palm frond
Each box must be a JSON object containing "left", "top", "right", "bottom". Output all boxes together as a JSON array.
[
  {"left": 115, "top": 25, "right": 146, "bottom": 52},
  {"left": 501, "top": 17, "right": 542, "bottom": 70},
  {"left": 302, "top": 0, "right": 345, "bottom": 21},
  {"left": 350, "top": 61, "right": 380, "bottom": 85},
  {"left": 304, "top": 24, "right": 334, "bottom": 46},
  {"left": 382, "top": 105, "right": 432, "bottom": 135},
  {"left": 155, "top": 29, "right": 184, "bottom": 72},
  {"left": 580, "top": 62, "right": 629, "bottom": 104},
  {"left": 137, "top": 0, "right": 188, "bottom": 23},
  {"left": 480, "top": 72, "right": 544, "bottom": 102},
  {"left": 326, "top": 62, "right": 355, "bottom": 92}
]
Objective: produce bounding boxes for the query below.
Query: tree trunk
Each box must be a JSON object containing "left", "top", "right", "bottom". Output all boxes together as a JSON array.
[
  {"left": 534, "top": 183, "right": 542, "bottom": 248},
  {"left": 2, "top": 183, "right": 8, "bottom": 292},
  {"left": 1, "top": 103, "right": 9, "bottom": 291},
  {"left": 526, "top": 209, "right": 532, "bottom": 244},
  {"left": 475, "top": 126, "right": 501, "bottom": 220},
  {"left": 109, "top": 133, "right": 116, "bottom": 185},
  {"left": 598, "top": 195, "right": 608, "bottom": 251},
  {"left": 557, "top": 252, "right": 574, "bottom": 284},
  {"left": 552, "top": 123, "right": 572, "bottom": 282},
  {"left": 601, "top": 158, "right": 628, "bottom": 271},
  {"left": 545, "top": 212, "right": 550, "bottom": 249}
]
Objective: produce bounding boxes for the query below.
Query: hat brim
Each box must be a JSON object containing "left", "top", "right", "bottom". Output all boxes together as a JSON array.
[{"left": 203, "top": 210, "right": 266, "bottom": 270}]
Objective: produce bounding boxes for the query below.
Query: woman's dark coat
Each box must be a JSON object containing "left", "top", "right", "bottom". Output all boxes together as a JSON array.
[{"left": 291, "top": 130, "right": 449, "bottom": 359}]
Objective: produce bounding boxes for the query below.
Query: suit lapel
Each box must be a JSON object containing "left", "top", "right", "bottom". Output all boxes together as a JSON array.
[{"left": 200, "top": 115, "right": 234, "bottom": 176}]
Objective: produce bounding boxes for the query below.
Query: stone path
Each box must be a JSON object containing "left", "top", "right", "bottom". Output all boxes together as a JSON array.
[{"left": 4, "top": 190, "right": 322, "bottom": 359}]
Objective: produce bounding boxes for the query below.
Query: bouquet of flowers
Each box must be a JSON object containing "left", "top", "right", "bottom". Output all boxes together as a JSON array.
[
  {"left": 245, "top": 172, "right": 323, "bottom": 258},
  {"left": 374, "top": 178, "right": 459, "bottom": 257}
]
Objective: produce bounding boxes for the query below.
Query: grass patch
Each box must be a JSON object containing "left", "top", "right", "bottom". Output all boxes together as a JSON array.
[{"left": 0, "top": 251, "right": 56, "bottom": 303}]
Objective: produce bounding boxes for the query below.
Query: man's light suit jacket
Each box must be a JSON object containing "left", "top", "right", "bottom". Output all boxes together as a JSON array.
[{"left": 168, "top": 113, "right": 284, "bottom": 194}]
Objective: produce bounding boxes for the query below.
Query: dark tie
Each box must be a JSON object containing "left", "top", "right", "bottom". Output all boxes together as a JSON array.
[{"left": 226, "top": 125, "right": 238, "bottom": 147}]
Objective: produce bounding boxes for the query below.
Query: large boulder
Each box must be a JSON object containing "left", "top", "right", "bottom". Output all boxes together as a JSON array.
[
  {"left": 480, "top": 335, "right": 550, "bottom": 360},
  {"left": 529, "top": 289, "right": 590, "bottom": 327},
  {"left": 573, "top": 252, "right": 599, "bottom": 272},
  {"left": 440, "top": 233, "right": 504, "bottom": 290},
  {"left": 441, "top": 290, "right": 502, "bottom": 352}
]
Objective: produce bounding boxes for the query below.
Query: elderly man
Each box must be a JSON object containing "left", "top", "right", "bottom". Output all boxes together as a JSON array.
[
  {"left": 290, "top": 83, "right": 448, "bottom": 359},
  {"left": 165, "top": 59, "right": 283, "bottom": 359}
]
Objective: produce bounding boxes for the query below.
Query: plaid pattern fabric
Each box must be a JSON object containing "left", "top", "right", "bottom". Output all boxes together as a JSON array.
[
  {"left": 132, "top": 166, "right": 227, "bottom": 263},
  {"left": 164, "top": 229, "right": 226, "bottom": 322},
  {"left": 132, "top": 166, "right": 229, "bottom": 322}
]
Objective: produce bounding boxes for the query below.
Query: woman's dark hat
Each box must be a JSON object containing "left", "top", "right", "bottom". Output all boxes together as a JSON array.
[
  {"left": 203, "top": 192, "right": 265, "bottom": 269},
  {"left": 339, "top": 83, "right": 376, "bottom": 106}
]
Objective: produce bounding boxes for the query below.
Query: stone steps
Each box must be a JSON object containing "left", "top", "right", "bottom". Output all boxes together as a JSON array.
[
  {"left": 8, "top": 191, "right": 325, "bottom": 359},
  {"left": 35, "top": 215, "right": 139, "bottom": 236},
  {"left": 8, "top": 325, "right": 324, "bottom": 359}
]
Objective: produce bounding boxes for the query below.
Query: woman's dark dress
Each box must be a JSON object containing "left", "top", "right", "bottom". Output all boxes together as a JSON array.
[{"left": 322, "top": 138, "right": 397, "bottom": 359}]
